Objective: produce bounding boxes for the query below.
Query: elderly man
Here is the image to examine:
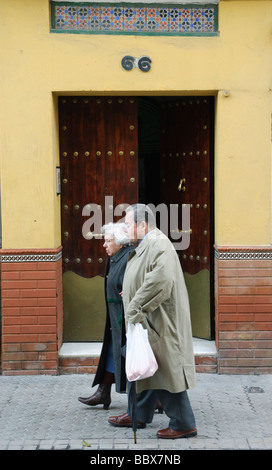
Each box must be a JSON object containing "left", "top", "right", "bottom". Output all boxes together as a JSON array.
[{"left": 108, "top": 203, "right": 197, "bottom": 439}]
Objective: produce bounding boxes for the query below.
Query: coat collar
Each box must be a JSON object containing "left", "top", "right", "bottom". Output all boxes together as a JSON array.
[
  {"left": 135, "top": 228, "right": 162, "bottom": 257},
  {"left": 110, "top": 245, "right": 135, "bottom": 263}
]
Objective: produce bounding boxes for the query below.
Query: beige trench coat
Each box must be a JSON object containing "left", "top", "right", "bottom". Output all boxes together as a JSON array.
[{"left": 122, "top": 228, "right": 196, "bottom": 394}]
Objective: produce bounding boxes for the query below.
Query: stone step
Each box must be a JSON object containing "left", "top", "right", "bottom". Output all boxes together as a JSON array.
[{"left": 59, "top": 338, "right": 218, "bottom": 374}]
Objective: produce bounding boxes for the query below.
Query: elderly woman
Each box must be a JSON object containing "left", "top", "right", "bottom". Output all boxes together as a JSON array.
[{"left": 78, "top": 222, "right": 135, "bottom": 409}]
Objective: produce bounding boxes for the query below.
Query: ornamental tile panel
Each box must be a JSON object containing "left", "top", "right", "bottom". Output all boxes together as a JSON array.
[{"left": 51, "top": 3, "right": 217, "bottom": 35}]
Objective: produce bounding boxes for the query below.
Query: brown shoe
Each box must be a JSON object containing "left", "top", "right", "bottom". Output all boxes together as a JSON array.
[
  {"left": 157, "top": 427, "right": 197, "bottom": 439},
  {"left": 78, "top": 384, "right": 111, "bottom": 410},
  {"left": 108, "top": 413, "right": 146, "bottom": 429}
]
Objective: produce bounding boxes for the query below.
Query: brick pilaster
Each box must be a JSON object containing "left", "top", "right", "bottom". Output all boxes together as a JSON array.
[
  {"left": 215, "top": 246, "right": 272, "bottom": 374},
  {"left": 0, "top": 248, "right": 63, "bottom": 375}
]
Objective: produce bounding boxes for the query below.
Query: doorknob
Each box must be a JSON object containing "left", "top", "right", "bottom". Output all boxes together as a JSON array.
[{"left": 178, "top": 178, "right": 186, "bottom": 192}]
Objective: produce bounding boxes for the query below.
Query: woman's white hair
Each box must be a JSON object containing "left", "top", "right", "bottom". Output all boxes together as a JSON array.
[{"left": 101, "top": 222, "right": 129, "bottom": 246}]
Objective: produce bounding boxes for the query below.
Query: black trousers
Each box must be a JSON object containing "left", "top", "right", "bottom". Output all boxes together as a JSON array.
[{"left": 127, "top": 385, "right": 196, "bottom": 431}]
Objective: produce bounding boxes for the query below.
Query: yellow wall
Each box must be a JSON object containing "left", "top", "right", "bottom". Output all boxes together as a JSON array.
[{"left": 0, "top": 0, "right": 271, "bottom": 248}]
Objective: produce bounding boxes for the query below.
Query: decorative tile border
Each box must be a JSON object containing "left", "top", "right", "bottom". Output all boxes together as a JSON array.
[
  {"left": 51, "top": 2, "right": 218, "bottom": 36},
  {"left": 214, "top": 246, "right": 272, "bottom": 260},
  {"left": 0, "top": 248, "right": 62, "bottom": 263}
]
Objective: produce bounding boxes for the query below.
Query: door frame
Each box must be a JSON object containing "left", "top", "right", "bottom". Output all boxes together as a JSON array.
[{"left": 57, "top": 93, "right": 215, "bottom": 341}]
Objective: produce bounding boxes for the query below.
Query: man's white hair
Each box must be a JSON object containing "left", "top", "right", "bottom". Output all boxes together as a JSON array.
[{"left": 101, "top": 222, "right": 129, "bottom": 246}]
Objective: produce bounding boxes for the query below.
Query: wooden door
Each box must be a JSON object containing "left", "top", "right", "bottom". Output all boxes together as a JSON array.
[
  {"left": 160, "top": 97, "right": 213, "bottom": 339},
  {"left": 59, "top": 96, "right": 138, "bottom": 341}
]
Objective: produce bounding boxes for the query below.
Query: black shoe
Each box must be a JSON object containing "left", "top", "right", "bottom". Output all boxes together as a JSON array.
[{"left": 155, "top": 400, "right": 163, "bottom": 414}]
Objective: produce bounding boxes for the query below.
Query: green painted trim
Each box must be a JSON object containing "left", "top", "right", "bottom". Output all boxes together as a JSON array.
[
  {"left": 51, "top": 1, "right": 218, "bottom": 37},
  {"left": 51, "top": 29, "right": 219, "bottom": 36}
]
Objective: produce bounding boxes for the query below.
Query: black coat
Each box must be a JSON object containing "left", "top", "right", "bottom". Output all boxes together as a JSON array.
[{"left": 92, "top": 245, "right": 135, "bottom": 392}]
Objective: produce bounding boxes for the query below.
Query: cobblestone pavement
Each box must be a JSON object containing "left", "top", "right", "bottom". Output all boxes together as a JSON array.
[{"left": 0, "top": 373, "right": 272, "bottom": 451}]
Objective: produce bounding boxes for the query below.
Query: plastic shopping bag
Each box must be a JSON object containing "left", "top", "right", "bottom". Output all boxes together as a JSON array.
[{"left": 125, "top": 322, "right": 158, "bottom": 382}]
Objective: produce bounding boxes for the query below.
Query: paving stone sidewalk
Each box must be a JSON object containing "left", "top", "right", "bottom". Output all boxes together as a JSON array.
[{"left": 0, "top": 373, "right": 272, "bottom": 451}]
